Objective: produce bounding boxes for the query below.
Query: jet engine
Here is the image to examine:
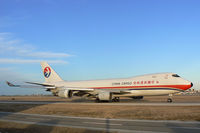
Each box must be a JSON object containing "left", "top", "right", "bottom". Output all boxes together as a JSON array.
[
  {"left": 58, "top": 89, "right": 73, "bottom": 98},
  {"left": 97, "top": 91, "right": 112, "bottom": 101}
]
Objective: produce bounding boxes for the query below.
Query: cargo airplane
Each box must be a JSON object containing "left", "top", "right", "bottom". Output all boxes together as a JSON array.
[{"left": 7, "top": 62, "right": 193, "bottom": 102}]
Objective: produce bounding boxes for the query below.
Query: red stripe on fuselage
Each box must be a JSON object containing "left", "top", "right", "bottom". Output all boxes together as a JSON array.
[{"left": 92, "top": 84, "right": 191, "bottom": 91}]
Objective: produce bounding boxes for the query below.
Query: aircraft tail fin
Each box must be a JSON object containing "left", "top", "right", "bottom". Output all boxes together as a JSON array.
[{"left": 40, "top": 62, "right": 63, "bottom": 83}]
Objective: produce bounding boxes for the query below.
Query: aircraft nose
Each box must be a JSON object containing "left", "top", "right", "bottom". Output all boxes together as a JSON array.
[{"left": 191, "top": 82, "right": 193, "bottom": 87}]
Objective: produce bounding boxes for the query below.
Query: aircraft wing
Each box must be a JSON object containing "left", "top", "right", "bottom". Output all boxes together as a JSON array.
[
  {"left": 6, "top": 81, "right": 54, "bottom": 89},
  {"left": 25, "top": 82, "right": 94, "bottom": 91},
  {"left": 6, "top": 81, "right": 93, "bottom": 91},
  {"left": 6, "top": 81, "right": 20, "bottom": 87},
  {"left": 25, "top": 81, "right": 55, "bottom": 87},
  {"left": 6, "top": 81, "right": 130, "bottom": 98}
]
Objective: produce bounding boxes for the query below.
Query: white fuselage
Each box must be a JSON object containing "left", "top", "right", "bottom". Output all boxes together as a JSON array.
[{"left": 52, "top": 73, "right": 192, "bottom": 97}]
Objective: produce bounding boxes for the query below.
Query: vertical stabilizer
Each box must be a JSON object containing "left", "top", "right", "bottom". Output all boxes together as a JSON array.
[{"left": 40, "top": 62, "right": 63, "bottom": 83}]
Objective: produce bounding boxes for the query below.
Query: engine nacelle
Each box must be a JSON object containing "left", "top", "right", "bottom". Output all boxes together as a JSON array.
[
  {"left": 97, "top": 91, "right": 112, "bottom": 101},
  {"left": 58, "top": 89, "right": 73, "bottom": 98}
]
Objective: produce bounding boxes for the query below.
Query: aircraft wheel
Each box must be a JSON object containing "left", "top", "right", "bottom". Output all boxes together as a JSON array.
[
  {"left": 95, "top": 98, "right": 100, "bottom": 103},
  {"left": 116, "top": 97, "right": 120, "bottom": 102},
  {"left": 112, "top": 97, "right": 120, "bottom": 102},
  {"left": 167, "top": 98, "right": 172, "bottom": 103}
]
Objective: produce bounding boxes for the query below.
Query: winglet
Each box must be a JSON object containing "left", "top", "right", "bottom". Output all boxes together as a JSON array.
[{"left": 6, "top": 81, "right": 20, "bottom": 87}]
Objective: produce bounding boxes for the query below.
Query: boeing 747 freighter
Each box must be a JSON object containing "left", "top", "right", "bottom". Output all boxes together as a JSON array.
[{"left": 7, "top": 62, "right": 193, "bottom": 102}]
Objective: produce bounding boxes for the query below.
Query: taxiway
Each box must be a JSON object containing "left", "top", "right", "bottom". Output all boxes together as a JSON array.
[{"left": 0, "top": 112, "right": 200, "bottom": 133}]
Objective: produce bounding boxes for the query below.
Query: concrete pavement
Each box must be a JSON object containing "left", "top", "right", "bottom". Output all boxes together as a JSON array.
[{"left": 0, "top": 112, "right": 200, "bottom": 133}]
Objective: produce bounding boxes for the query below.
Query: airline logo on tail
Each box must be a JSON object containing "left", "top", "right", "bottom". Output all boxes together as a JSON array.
[{"left": 44, "top": 67, "right": 51, "bottom": 78}]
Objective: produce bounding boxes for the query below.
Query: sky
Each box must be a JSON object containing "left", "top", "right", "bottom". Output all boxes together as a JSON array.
[{"left": 0, "top": 0, "right": 200, "bottom": 95}]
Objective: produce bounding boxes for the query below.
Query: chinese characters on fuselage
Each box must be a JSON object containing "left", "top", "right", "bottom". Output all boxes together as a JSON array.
[{"left": 112, "top": 81, "right": 160, "bottom": 86}]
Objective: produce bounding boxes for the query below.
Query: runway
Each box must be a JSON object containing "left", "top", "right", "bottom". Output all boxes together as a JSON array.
[
  {"left": 0, "top": 112, "right": 200, "bottom": 133},
  {"left": 0, "top": 101, "right": 200, "bottom": 106}
]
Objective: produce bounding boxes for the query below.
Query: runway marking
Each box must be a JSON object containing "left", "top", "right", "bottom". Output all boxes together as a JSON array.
[{"left": 83, "top": 121, "right": 122, "bottom": 126}]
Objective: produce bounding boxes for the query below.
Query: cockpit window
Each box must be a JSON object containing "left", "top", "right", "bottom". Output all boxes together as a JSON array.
[{"left": 172, "top": 74, "right": 180, "bottom": 77}]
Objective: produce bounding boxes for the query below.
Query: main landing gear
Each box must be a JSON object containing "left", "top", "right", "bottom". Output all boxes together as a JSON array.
[
  {"left": 112, "top": 97, "right": 120, "bottom": 102},
  {"left": 167, "top": 94, "right": 173, "bottom": 103},
  {"left": 95, "top": 97, "right": 120, "bottom": 102}
]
